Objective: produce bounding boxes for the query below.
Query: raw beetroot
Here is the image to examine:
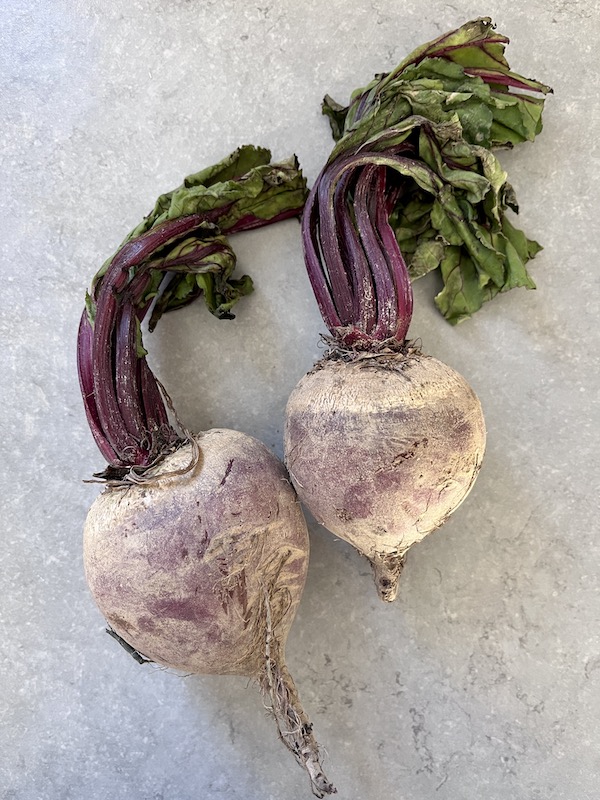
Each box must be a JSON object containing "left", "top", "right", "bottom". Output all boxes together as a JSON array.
[
  {"left": 285, "top": 350, "right": 485, "bottom": 601},
  {"left": 78, "top": 149, "right": 335, "bottom": 796},
  {"left": 84, "top": 430, "right": 334, "bottom": 795},
  {"left": 285, "top": 20, "right": 549, "bottom": 600},
  {"left": 84, "top": 430, "right": 308, "bottom": 677}
]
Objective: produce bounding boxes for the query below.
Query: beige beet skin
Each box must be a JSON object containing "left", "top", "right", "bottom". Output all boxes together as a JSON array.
[{"left": 284, "top": 353, "right": 486, "bottom": 601}]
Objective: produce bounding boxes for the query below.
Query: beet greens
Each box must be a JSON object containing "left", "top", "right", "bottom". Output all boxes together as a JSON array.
[{"left": 315, "top": 16, "right": 552, "bottom": 328}]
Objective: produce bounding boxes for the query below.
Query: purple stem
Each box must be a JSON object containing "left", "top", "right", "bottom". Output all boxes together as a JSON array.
[
  {"left": 115, "top": 304, "right": 146, "bottom": 438},
  {"left": 463, "top": 68, "right": 552, "bottom": 99},
  {"left": 317, "top": 170, "right": 355, "bottom": 324},
  {"left": 228, "top": 205, "right": 304, "bottom": 233},
  {"left": 373, "top": 169, "right": 413, "bottom": 340},
  {"left": 92, "top": 288, "right": 142, "bottom": 462},
  {"left": 77, "top": 312, "right": 121, "bottom": 465},
  {"left": 301, "top": 151, "right": 418, "bottom": 346},
  {"left": 301, "top": 183, "right": 343, "bottom": 331},
  {"left": 81, "top": 214, "right": 217, "bottom": 469},
  {"left": 354, "top": 166, "right": 398, "bottom": 340},
  {"left": 333, "top": 169, "right": 376, "bottom": 333},
  {"left": 80, "top": 198, "right": 307, "bottom": 470},
  {"left": 139, "top": 358, "right": 172, "bottom": 438}
]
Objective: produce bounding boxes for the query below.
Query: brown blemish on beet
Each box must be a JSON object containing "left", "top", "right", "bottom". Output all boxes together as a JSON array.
[
  {"left": 84, "top": 427, "right": 312, "bottom": 688},
  {"left": 216, "top": 555, "right": 229, "bottom": 577},
  {"left": 219, "top": 458, "right": 234, "bottom": 487},
  {"left": 107, "top": 613, "right": 133, "bottom": 634},
  {"left": 196, "top": 530, "right": 210, "bottom": 559}
]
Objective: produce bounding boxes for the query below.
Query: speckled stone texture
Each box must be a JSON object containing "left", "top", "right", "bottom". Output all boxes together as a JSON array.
[{"left": 1, "top": 1, "right": 599, "bottom": 799}]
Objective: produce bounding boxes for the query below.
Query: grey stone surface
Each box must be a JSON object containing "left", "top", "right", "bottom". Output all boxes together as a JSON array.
[{"left": 1, "top": 1, "right": 599, "bottom": 798}]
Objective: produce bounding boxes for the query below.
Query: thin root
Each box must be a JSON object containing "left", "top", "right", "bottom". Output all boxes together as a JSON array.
[{"left": 260, "top": 588, "right": 336, "bottom": 797}]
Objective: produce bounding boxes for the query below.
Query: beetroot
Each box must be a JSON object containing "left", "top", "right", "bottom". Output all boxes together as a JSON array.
[
  {"left": 285, "top": 351, "right": 485, "bottom": 601},
  {"left": 284, "top": 20, "right": 549, "bottom": 600},
  {"left": 78, "top": 149, "right": 335, "bottom": 796},
  {"left": 84, "top": 430, "right": 334, "bottom": 795}
]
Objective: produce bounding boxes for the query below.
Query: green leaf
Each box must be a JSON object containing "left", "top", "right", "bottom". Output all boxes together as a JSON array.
[
  {"left": 87, "top": 145, "right": 307, "bottom": 327},
  {"left": 194, "top": 272, "right": 254, "bottom": 318},
  {"left": 452, "top": 98, "right": 494, "bottom": 147},
  {"left": 127, "top": 146, "right": 276, "bottom": 238},
  {"left": 329, "top": 18, "right": 551, "bottom": 157},
  {"left": 395, "top": 18, "right": 510, "bottom": 74},
  {"left": 195, "top": 273, "right": 216, "bottom": 314},
  {"left": 145, "top": 232, "right": 244, "bottom": 327},
  {"left": 147, "top": 275, "right": 201, "bottom": 331},
  {"left": 322, "top": 94, "right": 348, "bottom": 141},
  {"left": 184, "top": 145, "right": 272, "bottom": 187},
  {"left": 492, "top": 217, "right": 539, "bottom": 291},
  {"left": 213, "top": 274, "right": 254, "bottom": 317},
  {"left": 430, "top": 197, "right": 464, "bottom": 246},
  {"left": 139, "top": 155, "right": 306, "bottom": 234},
  {"left": 390, "top": 193, "right": 435, "bottom": 247},
  {"left": 134, "top": 317, "right": 148, "bottom": 358},
  {"left": 488, "top": 96, "right": 545, "bottom": 146},
  {"left": 373, "top": 114, "right": 544, "bottom": 322},
  {"left": 409, "top": 238, "right": 446, "bottom": 279},
  {"left": 84, "top": 290, "right": 96, "bottom": 325},
  {"left": 320, "top": 18, "right": 550, "bottom": 324},
  {"left": 418, "top": 127, "right": 491, "bottom": 203},
  {"left": 435, "top": 246, "right": 490, "bottom": 323},
  {"left": 432, "top": 212, "right": 540, "bottom": 323}
]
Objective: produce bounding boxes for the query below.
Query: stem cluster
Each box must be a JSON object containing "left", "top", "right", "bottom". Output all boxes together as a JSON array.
[{"left": 77, "top": 148, "right": 307, "bottom": 473}]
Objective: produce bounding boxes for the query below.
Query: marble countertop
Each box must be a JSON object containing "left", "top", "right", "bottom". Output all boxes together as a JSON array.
[{"left": 1, "top": 2, "right": 598, "bottom": 798}]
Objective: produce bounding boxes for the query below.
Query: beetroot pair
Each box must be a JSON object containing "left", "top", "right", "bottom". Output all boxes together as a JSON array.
[{"left": 78, "top": 19, "right": 549, "bottom": 796}]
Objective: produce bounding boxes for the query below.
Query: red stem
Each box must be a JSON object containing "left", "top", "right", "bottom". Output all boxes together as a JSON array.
[
  {"left": 80, "top": 214, "right": 213, "bottom": 470},
  {"left": 334, "top": 169, "right": 376, "bottom": 333},
  {"left": 354, "top": 166, "right": 398, "bottom": 340},
  {"left": 301, "top": 151, "right": 418, "bottom": 346},
  {"left": 373, "top": 170, "right": 413, "bottom": 341},
  {"left": 80, "top": 201, "right": 307, "bottom": 471}
]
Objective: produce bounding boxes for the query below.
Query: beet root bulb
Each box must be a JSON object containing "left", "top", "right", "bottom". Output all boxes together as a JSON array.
[
  {"left": 284, "top": 352, "right": 486, "bottom": 602},
  {"left": 84, "top": 428, "right": 335, "bottom": 797}
]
